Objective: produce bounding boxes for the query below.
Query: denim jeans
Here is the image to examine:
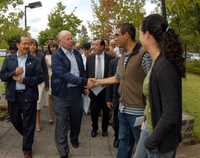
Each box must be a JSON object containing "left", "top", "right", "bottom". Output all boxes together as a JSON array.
[
  {"left": 117, "top": 112, "right": 142, "bottom": 158},
  {"left": 133, "top": 123, "right": 176, "bottom": 158}
]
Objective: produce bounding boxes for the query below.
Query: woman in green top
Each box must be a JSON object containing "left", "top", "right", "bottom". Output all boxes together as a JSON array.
[{"left": 133, "top": 14, "right": 184, "bottom": 158}]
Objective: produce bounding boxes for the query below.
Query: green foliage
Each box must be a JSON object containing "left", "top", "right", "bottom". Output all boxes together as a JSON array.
[
  {"left": 186, "top": 61, "right": 200, "bottom": 75},
  {"left": 151, "top": 0, "right": 200, "bottom": 52},
  {"left": 0, "top": 0, "right": 23, "bottom": 10},
  {"left": 90, "top": 0, "right": 145, "bottom": 39},
  {"left": 77, "top": 25, "right": 90, "bottom": 46},
  {"left": 0, "top": 0, "right": 29, "bottom": 49},
  {"left": 38, "top": 2, "right": 82, "bottom": 45}
]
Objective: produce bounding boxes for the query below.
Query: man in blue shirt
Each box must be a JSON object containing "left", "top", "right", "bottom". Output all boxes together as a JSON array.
[{"left": 0, "top": 36, "right": 44, "bottom": 158}]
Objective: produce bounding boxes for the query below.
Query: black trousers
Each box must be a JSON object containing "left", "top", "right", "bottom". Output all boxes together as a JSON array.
[
  {"left": 8, "top": 91, "right": 37, "bottom": 152},
  {"left": 112, "top": 100, "right": 119, "bottom": 140},
  {"left": 90, "top": 89, "right": 110, "bottom": 132}
]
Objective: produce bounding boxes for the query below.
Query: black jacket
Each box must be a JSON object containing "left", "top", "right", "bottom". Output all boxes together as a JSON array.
[
  {"left": 51, "top": 48, "right": 87, "bottom": 97},
  {"left": 106, "top": 57, "right": 120, "bottom": 107},
  {"left": 145, "top": 55, "right": 182, "bottom": 153},
  {"left": 86, "top": 52, "right": 112, "bottom": 79},
  {"left": 0, "top": 53, "right": 44, "bottom": 102},
  {"left": 35, "top": 52, "right": 49, "bottom": 88}
]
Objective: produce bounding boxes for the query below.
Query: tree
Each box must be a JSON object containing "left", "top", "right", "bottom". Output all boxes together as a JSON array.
[
  {"left": 89, "top": 0, "right": 145, "bottom": 39},
  {"left": 38, "top": 2, "right": 82, "bottom": 45},
  {"left": 151, "top": 0, "right": 200, "bottom": 51},
  {"left": 0, "top": 0, "right": 29, "bottom": 49},
  {"left": 77, "top": 25, "right": 90, "bottom": 46}
]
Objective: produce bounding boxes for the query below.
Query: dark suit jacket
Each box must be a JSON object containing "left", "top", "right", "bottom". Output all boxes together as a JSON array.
[
  {"left": 145, "top": 55, "right": 182, "bottom": 153},
  {"left": 35, "top": 52, "right": 49, "bottom": 88},
  {"left": 106, "top": 57, "right": 120, "bottom": 107},
  {"left": 86, "top": 52, "right": 112, "bottom": 79},
  {"left": 0, "top": 53, "right": 44, "bottom": 102},
  {"left": 51, "top": 48, "right": 87, "bottom": 97}
]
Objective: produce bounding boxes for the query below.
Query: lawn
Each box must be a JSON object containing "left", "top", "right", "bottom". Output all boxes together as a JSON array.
[{"left": 183, "top": 73, "right": 200, "bottom": 139}]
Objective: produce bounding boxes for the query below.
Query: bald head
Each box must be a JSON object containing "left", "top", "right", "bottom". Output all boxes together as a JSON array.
[{"left": 57, "top": 30, "right": 73, "bottom": 49}]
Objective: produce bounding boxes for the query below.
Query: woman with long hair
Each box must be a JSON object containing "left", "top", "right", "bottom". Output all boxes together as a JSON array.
[
  {"left": 30, "top": 39, "right": 49, "bottom": 132},
  {"left": 134, "top": 14, "right": 184, "bottom": 158},
  {"left": 45, "top": 40, "right": 58, "bottom": 124}
]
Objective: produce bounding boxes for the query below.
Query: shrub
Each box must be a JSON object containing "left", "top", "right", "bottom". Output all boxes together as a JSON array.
[{"left": 186, "top": 61, "right": 200, "bottom": 75}]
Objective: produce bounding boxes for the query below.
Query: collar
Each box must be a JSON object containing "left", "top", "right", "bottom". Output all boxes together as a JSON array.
[
  {"left": 61, "top": 47, "right": 73, "bottom": 55},
  {"left": 17, "top": 51, "right": 28, "bottom": 59}
]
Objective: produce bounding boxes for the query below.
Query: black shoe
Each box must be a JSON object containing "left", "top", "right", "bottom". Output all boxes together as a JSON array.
[
  {"left": 91, "top": 130, "right": 98, "bottom": 137},
  {"left": 102, "top": 131, "right": 108, "bottom": 137},
  {"left": 71, "top": 142, "right": 79, "bottom": 148},
  {"left": 60, "top": 154, "right": 68, "bottom": 158},
  {"left": 113, "top": 139, "right": 119, "bottom": 148}
]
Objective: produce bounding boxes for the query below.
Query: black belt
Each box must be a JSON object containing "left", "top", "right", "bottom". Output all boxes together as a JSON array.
[{"left": 15, "top": 90, "right": 25, "bottom": 94}]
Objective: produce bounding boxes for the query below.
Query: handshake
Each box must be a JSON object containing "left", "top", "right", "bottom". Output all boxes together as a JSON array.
[{"left": 86, "top": 78, "right": 100, "bottom": 89}]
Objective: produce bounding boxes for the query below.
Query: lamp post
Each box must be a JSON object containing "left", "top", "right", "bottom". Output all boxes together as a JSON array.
[
  {"left": 24, "top": 1, "right": 42, "bottom": 29},
  {"left": 161, "top": 0, "right": 167, "bottom": 21}
]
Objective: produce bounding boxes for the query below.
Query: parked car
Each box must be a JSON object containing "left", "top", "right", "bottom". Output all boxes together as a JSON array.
[
  {"left": 191, "top": 53, "right": 200, "bottom": 61},
  {"left": 0, "top": 49, "right": 7, "bottom": 57}
]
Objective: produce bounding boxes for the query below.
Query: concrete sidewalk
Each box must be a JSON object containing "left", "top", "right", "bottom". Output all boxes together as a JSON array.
[{"left": 0, "top": 106, "right": 200, "bottom": 158}]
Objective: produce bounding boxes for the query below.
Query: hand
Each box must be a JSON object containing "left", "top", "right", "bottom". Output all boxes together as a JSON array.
[
  {"left": 106, "top": 101, "right": 113, "bottom": 109},
  {"left": 45, "top": 86, "right": 49, "bottom": 91},
  {"left": 84, "top": 89, "right": 90, "bottom": 96},
  {"left": 12, "top": 75, "right": 23, "bottom": 83},
  {"left": 15, "top": 67, "right": 24, "bottom": 75},
  {"left": 86, "top": 78, "right": 96, "bottom": 89}
]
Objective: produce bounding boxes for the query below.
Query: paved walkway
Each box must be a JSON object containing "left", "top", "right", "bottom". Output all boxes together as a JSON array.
[{"left": 0, "top": 106, "right": 200, "bottom": 158}]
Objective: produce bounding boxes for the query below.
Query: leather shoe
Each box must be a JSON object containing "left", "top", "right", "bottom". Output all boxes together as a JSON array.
[
  {"left": 71, "top": 142, "right": 79, "bottom": 148},
  {"left": 113, "top": 139, "right": 119, "bottom": 148},
  {"left": 24, "top": 151, "right": 32, "bottom": 158},
  {"left": 91, "top": 130, "right": 98, "bottom": 137},
  {"left": 102, "top": 131, "right": 108, "bottom": 137},
  {"left": 61, "top": 155, "right": 68, "bottom": 158}
]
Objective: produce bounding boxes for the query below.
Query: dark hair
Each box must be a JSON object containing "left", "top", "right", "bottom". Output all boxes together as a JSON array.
[
  {"left": 100, "top": 39, "right": 105, "bottom": 48},
  {"left": 119, "top": 23, "right": 136, "bottom": 41},
  {"left": 31, "top": 39, "right": 38, "bottom": 48},
  {"left": 141, "top": 14, "right": 185, "bottom": 77},
  {"left": 82, "top": 42, "right": 91, "bottom": 50},
  {"left": 15, "top": 36, "right": 30, "bottom": 44},
  {"left": 8, "top": 40, "right": 18, "bottom": 52},
  {"left": 47, "top": 40, "right": 58, "bottom": 54}
]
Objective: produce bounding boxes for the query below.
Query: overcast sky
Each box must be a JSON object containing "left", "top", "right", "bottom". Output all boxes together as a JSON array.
[{"left": 18, "top": 0, "right": 156, "bottom": 39}]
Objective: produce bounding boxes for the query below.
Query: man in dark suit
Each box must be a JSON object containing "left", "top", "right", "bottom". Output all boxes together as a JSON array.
[
  {"left": 51, "top": 30, "right": 90, "bottom": 158},
  {"left": 0, "top": 36, "right": 44, "bottom": 158},
  {"left": 86, "top": 39, "right": 112, "bottom": 137}
]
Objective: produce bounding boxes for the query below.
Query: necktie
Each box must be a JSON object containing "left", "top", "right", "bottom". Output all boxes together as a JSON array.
[{"left": 96, "top": 55, "right": 102, "bottom": 79}]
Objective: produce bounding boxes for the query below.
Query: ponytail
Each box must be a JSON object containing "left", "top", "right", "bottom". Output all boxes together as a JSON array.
[{"left": 161, "top": 28, "right": 185, "bottom": 77}]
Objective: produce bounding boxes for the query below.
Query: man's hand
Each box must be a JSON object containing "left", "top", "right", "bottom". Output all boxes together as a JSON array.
[
  {"left": 86, "top": 78, "right": 96, "bottom": 89},
  {"left": 106, "top": 101, "right": 113, "bottom": 109},
  {"left": 45, "top": 86, "right": 49, "bottom": 91},
  {"left": 12, "top": 75, "right": 23, "bottom": 83},
  {"left": 83, "top": 89, "right": 90, "bottom": 96},
  {"left": 15, "top": 67, "right": 24, "bottom": 76}
]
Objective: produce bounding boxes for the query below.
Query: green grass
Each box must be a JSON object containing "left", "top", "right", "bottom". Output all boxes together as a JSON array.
[
  {"left": 0, "top": 56, "right": 5, "bottom": 64},
  {"left": 183, "top": 73, "right": 200, "bottom": 139}
]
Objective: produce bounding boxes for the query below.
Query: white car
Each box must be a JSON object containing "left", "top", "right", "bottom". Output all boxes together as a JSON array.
[
  {"left": 0, "top": 49, "right": 7, "bottom": 57},
  {"left": 191, "top": 53, "right": 200, "bottom": 61}
]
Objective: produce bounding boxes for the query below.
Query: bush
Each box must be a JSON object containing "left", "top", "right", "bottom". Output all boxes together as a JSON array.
[{"left": 186, "top": 61, "right": 200, "bottom": 75}]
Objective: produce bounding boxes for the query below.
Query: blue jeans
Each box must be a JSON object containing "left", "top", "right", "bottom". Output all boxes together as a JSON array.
[
  {"left": 133, "top": 125, "right": 176, "bottom": 158},
  {"left": 117, "top": 112, "right": 142, "bottom": 158}
]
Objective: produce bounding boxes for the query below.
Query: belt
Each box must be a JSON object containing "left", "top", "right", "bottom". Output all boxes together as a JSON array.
[{"left": 15, "top": 90, "right": 25, "bottom": 94}]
